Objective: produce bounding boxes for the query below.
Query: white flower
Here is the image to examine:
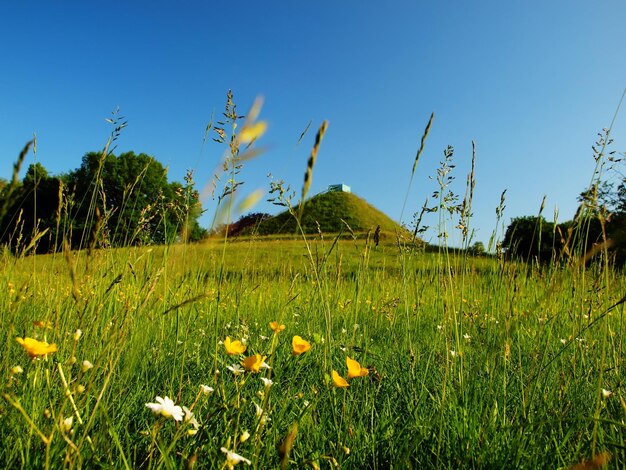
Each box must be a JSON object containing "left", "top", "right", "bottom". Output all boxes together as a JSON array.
[
  {"left": 560, "top": 338, "right": 567, "bottom": 345},
  {"left": 602, "top": 388, "right": 613, "bottom": 398},
  {"left": 259, "top": 335, "right": 269, "bottom": 341},
  {"left": 145, "top": 396, "right": 184, "bottom": 421},
  {"left": 254, "top": 402, "right": 270, "bottom": 424},
  {"left": 463, "top": 334, "right": 471, "bottom": 340},
  {"left": 450, "top": 350, "right": 457, "bottom": 358},
  {"left": 239, "top": 430, "right": 251, "bottom": 442},
  {"left": 260, "top": 377, "right": 273, "bottom": 388},
  {"left": 183, "top": 406, "right": 200, "bottom": 430},
  {"left": 81, "top": 360, "right": 94, "bottom": 372},
  {"left": 200, "top": 384, "right": 214, "bottom": 395},
  {"left": 227, "top": 364, "right": 245, "bottom": 376},
  {"left": 220, "top": 447, "right": 252, "bottom": 468},
  {"left": 61, "top": 416, "right": 73, "bottom": 432}
]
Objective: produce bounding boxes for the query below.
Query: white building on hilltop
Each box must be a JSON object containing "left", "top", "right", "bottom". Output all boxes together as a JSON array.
[{"left": 327, "top": 184, "right": 351, "bottom": 193}]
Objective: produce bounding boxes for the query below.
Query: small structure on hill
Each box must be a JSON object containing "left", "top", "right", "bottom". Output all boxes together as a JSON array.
[{"left": 327, "top": 183, "right": 351, "bottom": 193}]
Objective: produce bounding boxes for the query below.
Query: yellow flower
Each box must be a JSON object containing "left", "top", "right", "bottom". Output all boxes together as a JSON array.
[
  {"left": 16, "top": 337, "right": 57, "bottom": 358},
  {"left": 332, "top": 370, "right": 349, "bottom": 388},
  {"left": 241, "top": 354, "right": 268, "bottom": 373},
  {"left": 239, "top": 121, "right": 268, "bottom": 144},
  {"left": 346, "top": 356, "right": 369, "bottom": 379},
  {"left": 224, "top": 336, "right": 246, "bottom": 355},
  {"left": 270, "top": 321, "right": 286, "bottom": 333},
  {"left": 292, "top": 336, "right": 311, "bottom": 355}
]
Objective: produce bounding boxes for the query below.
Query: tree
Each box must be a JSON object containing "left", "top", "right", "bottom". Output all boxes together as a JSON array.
[
  {"left": 0, "top": 163, "right": 62, "bottom": 254},
  {"left": 468, "top": 241, "right": 485, "bottom": 256},
  {"left": 502, "top": 216, "right": 558, "bottom": 262},
  {"left": 66, "top": 151, "right": 203, "bottom": 247},
  {"left": 0, "top": 152, "right": 204, "bottom": 254}
]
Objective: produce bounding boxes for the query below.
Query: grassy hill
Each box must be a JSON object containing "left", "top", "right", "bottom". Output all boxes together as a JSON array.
[{"left": 233, "top": 191, "right": 405, "bottom": 237}]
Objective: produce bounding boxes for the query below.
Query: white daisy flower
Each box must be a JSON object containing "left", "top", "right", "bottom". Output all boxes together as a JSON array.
[
  {"left": 145, "top": 396, "right": 184, "bottom": 421},
  {"left": 220, "top": 447, "right": 251, "bottom": 468},
  {"left": 227, "top": 364, "right": 245, "bottom": 375}
]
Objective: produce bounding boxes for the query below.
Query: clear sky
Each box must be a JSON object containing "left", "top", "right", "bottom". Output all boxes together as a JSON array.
[{"left": 2, "top": 1, "right": 625, "bottom": 247}]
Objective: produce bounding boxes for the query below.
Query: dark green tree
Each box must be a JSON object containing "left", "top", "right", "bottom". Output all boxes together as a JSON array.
[
  {"left": 0, "top": 152, "right": 204, "bottom": 254},
  {"left": 0, "top": 163, "right": 62, "bottom": 254},
  {"left": 502, "top": 216, "right": 559, "bottom": 262},
  {"left": 66, "top": 151, "right": 204, "bottom": 247}
]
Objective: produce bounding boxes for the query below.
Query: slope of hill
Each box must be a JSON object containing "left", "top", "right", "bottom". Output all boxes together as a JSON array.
[{"left": 235, "top": 191, "right": 405, "bottom": 237}]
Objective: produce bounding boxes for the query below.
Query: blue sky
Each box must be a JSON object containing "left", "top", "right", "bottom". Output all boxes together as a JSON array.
[{"left": 2, "top": 1, "right": 625, "bottom": 246}]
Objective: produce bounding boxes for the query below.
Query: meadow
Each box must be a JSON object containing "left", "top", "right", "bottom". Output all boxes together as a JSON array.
[
  {"left": 1, "top": 234, "right": 625, "bottom": 468},
  {"left": 1, "top": 98, "right": 625, "bottom": 469}
]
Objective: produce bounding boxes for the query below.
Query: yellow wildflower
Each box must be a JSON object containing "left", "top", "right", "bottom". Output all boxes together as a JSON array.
[
  {"left": 292, "top": 336, "right": 311, "bottom": 355},
  {"left": 332, "top": 370, "right": 349, "bottom": 388},
  {"left": 224, "top": 336, "right": 246, "bottom": 355},
  {"left": 241, "top": 354, "right": 268, "bottom": 373},
  {"left": 16, "top": 337, "right": 57, "bottom": 358},
  {"left": 239, "top": 121, "right": 268, "bottom": 144},
  {"left": 346, "top": 356, "right": 369, "bottom": 379},
  {"left": 270, "top": 321, "right": 285, "bottom": 333}
]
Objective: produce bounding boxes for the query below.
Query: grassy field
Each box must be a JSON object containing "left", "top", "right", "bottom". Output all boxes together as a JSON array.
[{"left": 1, "top": 234, "right": 625, "bottom": 469}]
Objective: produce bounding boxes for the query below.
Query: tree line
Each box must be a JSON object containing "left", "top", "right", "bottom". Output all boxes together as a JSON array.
[
  {"left": 0, "top": 150, "right": 206, "bottom": 255},
  {"left": 502, "top": 130, "right": 626, "bottom": 265}
]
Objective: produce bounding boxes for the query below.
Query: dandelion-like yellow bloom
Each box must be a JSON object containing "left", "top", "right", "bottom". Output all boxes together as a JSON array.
[
  {"left": 332, "top": 370, "right": 349, "bottom": 388},
  {"left": 346, "top": 356, "right": 369, "bottom": 379},
  {"left": 16, "top": 337, "right": 57, "bottom": 358},
  {"left": 224, "top": 336, "right": 246, "bottom": 355},
  {"left": 269, "top": 321, "right": 285, "bottom": 333},
  {"left": 292, "top": 335, "right": 311, "bottom": 355},
  {"left": 241, "top": 353, "right": 267, "bottom": 373}
]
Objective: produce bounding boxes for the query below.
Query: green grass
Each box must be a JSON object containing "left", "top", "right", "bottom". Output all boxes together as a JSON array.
[
  {"left": 1, "top": 236, "right": 625, "bottom": 469},
  {"left": 1, "top": 92, "right": 624, "bottom": 469},
  {"left": 242, "top": 191, "right": 406, "bottom": 237}
]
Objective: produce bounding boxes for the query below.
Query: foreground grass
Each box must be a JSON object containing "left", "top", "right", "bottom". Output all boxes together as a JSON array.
[{"left": 1, "top": 237, "right": 625, "bottom": 468}]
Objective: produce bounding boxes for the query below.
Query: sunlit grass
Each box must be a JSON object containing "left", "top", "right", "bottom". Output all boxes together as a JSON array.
[
  {"left": 1, "top": 92, "right": 624, "bottom": 469},
  {"left": 1, "top": 236, "right": 625, "bottom": 468}
]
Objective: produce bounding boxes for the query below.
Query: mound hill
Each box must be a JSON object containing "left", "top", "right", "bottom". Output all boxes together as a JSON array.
[{"left": 231, "top": 191, "right": 405, "bottom": 237}]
